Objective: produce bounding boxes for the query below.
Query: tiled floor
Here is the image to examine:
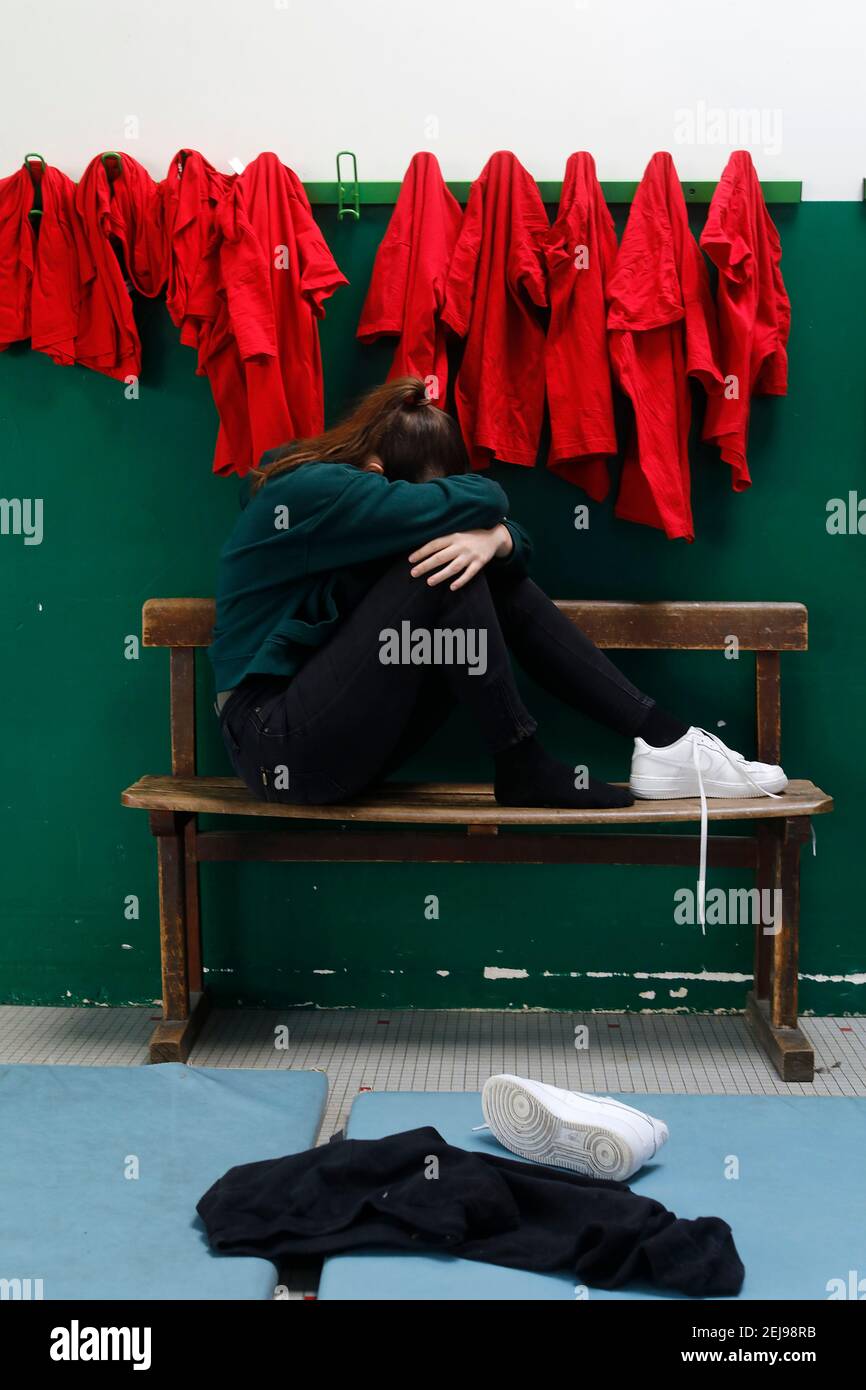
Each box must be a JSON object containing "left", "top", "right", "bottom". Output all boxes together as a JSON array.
[{"left": 1, "top": 1004, "right": 864, "bottom": 1139}]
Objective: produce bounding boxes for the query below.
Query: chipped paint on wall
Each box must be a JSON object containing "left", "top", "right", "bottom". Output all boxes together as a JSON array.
[
  {"left": 633, "top": 970, "right": 752, "bottom": 984},
  {"left": 483, "top": 967, "right": 529, "bottom": 980},
  {"left": 800, "top": 972, "right": 866, "bottom": 985},
  {"left": 639, "top": 1006, "right": 691, "bottom": 1015}
]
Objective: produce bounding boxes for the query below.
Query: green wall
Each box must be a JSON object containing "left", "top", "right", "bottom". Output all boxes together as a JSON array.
[{"left": 1, "top": 202, "right": 864, "bottom": 1016}]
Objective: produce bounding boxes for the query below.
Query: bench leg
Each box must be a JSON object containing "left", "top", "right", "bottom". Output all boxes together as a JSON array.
[
  {"left": 183, "top": 816, "right": 203, "bottom": 993},
  {"left": 148, "top": 811, "right": 210, "bottom": 1064},
  {"left": 752, "top": 823, "right": 778, "bottom": 1001},
  {"left": 745, "top": 817, "right": 814, "bottom": 1082}
]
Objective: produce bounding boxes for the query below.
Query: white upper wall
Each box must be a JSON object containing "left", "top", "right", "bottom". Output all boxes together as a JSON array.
[{"left": 1, "top": 0, "right": 862, "bottom": 198}]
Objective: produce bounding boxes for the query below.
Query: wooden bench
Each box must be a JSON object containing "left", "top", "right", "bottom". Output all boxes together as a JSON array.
[{"left": 121, "top": 598, "right": 832, "bottom": 1079}]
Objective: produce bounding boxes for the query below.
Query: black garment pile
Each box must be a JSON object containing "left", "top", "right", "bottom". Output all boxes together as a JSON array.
[{"left": 197, "top": 1126, "right": 744, "bottom": 1297}]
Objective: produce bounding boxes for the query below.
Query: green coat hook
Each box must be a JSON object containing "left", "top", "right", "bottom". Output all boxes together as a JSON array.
[
  {"left": 336, "top": 151, "right": 360, "bottom": 221},
  {"left": 24, "top": 153, "right": 46, "bottom": 218},
  {"left": 101, "top": 151, "right": 123, "bottom": 172}
]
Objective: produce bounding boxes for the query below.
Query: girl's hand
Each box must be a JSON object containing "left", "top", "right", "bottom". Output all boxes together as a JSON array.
[{"left": 408, "top": 523, "right": 513, "bottom": 590}]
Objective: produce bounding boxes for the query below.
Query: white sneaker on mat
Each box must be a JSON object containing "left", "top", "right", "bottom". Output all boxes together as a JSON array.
[
  {"left": 630, "top": 726, "right": 788, "bottom": 800},
  {"left": 480, "top": 1074, "right": 669, "bottom": 1182}
]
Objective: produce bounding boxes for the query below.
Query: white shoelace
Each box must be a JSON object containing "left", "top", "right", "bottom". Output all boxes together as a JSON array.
[{"left": 690, "top": 728, "right": 784, "bottom": 934}]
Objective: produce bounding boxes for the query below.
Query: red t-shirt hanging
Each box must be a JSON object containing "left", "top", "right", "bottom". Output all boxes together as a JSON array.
[
  {"left": 73, "top": 153, "right": 168, "bottom": 380},
  {"left": 607, "top": 152, "right": 723, "bottom": 542},
  {"left": 211, "top": 152, "right": 347, "bottom": 476},
  {"left": 700, "top": 150, "right": 791, "bottom": 490},
  {"left": 162, "top": 150, "right": 273, "bottom": 475},
  {"left": 0, "top": 161, "right": 79, "bottom": 364},
  {"left": 442, "top": 151, "right": 549, "bottom": 469},
  {"left": 161, "top": 149, "right": 232, "bottom": 348},
  {"left": 544, "top": 152, "right": 618, "bottom": 500},
  {"left": 357, "top": 151, "right": 462, "bottom": 405}
]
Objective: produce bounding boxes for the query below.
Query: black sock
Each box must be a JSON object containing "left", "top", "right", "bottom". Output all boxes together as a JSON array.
[
  {"left": 637, "top": 705, "right": 690, "bottom": 748},
  {"left": 494, "top": 735, "right": 634, "bottom": 809}
]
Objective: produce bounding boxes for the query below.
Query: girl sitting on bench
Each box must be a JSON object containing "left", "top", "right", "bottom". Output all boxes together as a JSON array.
[{"left": 211, "top": 378, "right": 787, "bottom": 811}]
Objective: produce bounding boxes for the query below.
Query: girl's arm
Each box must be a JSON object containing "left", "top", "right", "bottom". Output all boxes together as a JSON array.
[
  {"left": 304, "top": 467, "right": 511, "bottom": 572},
  {"left": 495, "top": 518, "right": 533, "bottom": 576},
  {"left": 408, "top": 516, "right": 533, "bottom": 590}
]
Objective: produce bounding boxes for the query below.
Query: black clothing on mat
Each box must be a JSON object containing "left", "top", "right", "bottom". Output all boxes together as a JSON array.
[
  {"left": 196, "top": 1126, "right": 744, "bottom": 1297},
  {"left": 218, "top": 559, "right": 666, "bottom": 807}
]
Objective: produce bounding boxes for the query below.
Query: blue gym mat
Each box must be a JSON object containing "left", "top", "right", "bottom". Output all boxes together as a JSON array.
[
  {"left": 318, "top": 1090, "right": 866, "bottom": 1300},
  {"left": 0, "top": 1063, "right": 328, "bottom": 1301}
]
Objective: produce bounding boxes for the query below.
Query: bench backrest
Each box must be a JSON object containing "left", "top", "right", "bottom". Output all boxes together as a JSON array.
[{"left": 142, "top": 598, "right": 807, "bottom": 777}]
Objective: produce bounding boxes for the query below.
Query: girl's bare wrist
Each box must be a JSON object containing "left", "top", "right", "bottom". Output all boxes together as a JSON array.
[{"left": 494, "top": 522, "right": 513, "bottom": 559}]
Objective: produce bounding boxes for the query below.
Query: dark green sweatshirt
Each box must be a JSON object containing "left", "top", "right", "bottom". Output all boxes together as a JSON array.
[{"left": 209, "top": 461, "right": 532, "bottom": 692}]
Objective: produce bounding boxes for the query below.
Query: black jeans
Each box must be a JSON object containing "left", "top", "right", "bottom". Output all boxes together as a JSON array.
[{"left": 218, "top": 559, "right": 655, "bottom": 805}]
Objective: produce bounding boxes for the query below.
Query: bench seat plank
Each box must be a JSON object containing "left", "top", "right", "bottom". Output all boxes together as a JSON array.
[
  {"left": 122, "top": 775, "right": 832, "bottom": 825},
  {"left": 141, "top": 597, "right": 808, "bottom": 651}
]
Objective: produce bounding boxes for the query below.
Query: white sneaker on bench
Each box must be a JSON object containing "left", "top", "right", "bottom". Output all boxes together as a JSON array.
[
  {"left": 630, "top": 726, "right": 788, "bottom": 800},
  {"left": 480, "top": 1074, "right": 669, "bottom": 1182},
  {"left": 630, "top": 726, "right": 787, "bottom": 933}
]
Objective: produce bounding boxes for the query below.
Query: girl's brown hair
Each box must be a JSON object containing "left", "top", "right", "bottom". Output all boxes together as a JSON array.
[{"left": 249, "top": 377, "right": 469, "bottom": 492}]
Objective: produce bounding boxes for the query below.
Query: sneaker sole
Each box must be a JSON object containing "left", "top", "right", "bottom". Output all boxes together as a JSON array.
[
  {"left": 630, "top": 773, "right": 788, "bottom": 799},
  {"left": 481, "top": 1076, "right": 637, "bottom": 1181}
]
